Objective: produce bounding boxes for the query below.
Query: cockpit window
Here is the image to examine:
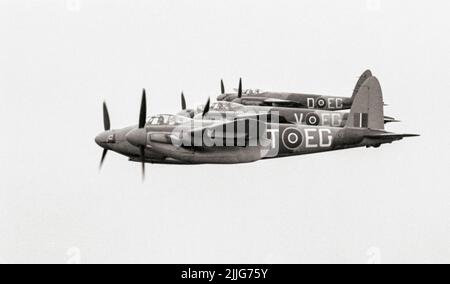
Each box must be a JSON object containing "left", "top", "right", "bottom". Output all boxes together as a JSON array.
[
  {"left": 194, "top": 112, "right": 227, "bottom": 121},
  {"left": 146, "top": 115, "right": 191, "bottom": 126},
  {"left": 243, "top": 89, "right": 262, "bottom": 96}
]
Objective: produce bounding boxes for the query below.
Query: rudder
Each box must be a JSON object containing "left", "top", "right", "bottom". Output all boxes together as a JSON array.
[
  {"left": 346, "top": 76, "right": 384, "bottom": 130},
  {"left": 351, "top": 70, "right": 373, "bottom": 101}
]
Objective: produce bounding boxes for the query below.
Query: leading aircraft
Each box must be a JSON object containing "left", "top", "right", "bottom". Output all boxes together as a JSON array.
[{"left": 95, "top": 76, "right": 418, "bottom": 179}]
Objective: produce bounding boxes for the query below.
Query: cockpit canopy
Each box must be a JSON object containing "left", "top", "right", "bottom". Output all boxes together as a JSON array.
[
  {"left": 242, "top": 89, "right": 262, "bottom": 96},
  {"left": 192, "top": 102, "right": 246, "bottom": 121},
  {"left": 146, "top": 114, "right": 191, "bottom": 126},
  {"left": 210, "top": 102, "right": 245, "bottom": 112}
]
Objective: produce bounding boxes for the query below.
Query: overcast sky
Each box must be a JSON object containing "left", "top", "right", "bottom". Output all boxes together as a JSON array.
[{"left": 0, "top": 0, "right": 449, "bottom": 264}]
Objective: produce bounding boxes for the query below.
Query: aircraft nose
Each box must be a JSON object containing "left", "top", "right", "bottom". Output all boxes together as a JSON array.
[
  {"left": 95, "top": 131, "right": 109, "bottom": 148},
  {"left": 126, "top": 128, "right": 147, "bottom": 147}
]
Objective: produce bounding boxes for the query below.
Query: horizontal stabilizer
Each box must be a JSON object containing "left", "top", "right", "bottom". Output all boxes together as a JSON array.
[
  {"left": 365, "top": 133, "right": 420, "bottom": 141},
  {"left": 384, "top": 119, "right": 401, "bottom": 124},
  {"left": 383, "top": 116, "right": 401, "bottom": 124}
]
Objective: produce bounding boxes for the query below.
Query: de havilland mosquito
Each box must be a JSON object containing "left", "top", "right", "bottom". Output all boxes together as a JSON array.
[
  {"left": 95, "top": 74, "right": 418, "bottom": 179},
  {"left": 203, "top": 78, "right": 399, "bottom": 127},
  {"left": 217, "top": 70, "right": 374, "bottom": 110}
]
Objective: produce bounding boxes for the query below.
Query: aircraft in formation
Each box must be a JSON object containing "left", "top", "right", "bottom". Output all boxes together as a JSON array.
[
  {"left": 217, "top": 70, "right": 373, "bottom": 110},
  {"left": 95, "top": 70, "right": 418, "bottom": 179}
]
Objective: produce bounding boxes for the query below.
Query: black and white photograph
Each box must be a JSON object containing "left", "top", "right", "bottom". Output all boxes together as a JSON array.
[{"left": 0, "top": 0, "right": 449, "bottom": 268}]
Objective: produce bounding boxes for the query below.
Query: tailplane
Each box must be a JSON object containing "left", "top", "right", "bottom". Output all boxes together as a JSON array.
[{"left": 365, "top": 133, "right": 420, "bottom": 141}]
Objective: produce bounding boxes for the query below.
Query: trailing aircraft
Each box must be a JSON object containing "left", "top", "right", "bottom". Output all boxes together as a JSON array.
[
  {"left": 217, "top": 70, "right": 373, "bottom": 110},
  {"left": 201, "top": 95, "right": 398, "bottom": 127}
]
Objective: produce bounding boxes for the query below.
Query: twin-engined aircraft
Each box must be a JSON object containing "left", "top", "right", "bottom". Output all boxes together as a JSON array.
[
  {"left": 181, "top": 72, "right": 399, "bottom": 127},
  {"left": 202, "top": 101, "right": 398, "bottom": 127},
  {"left": 217, "top": 70, "right": 373, "bottom": 110},
  {"left": 95, "top": 73, "right": 418, "bottom": 179}
]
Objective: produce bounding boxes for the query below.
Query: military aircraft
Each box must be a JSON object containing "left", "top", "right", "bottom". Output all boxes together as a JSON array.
[
  {"left": 202, "top": 101, "right": 399, "bottom": 127},
  {"left": 205, "top": 84, "right": 399, "bottom": 127},
  {"left": 179, "top": 76, "right": 398, "bottom": 127},
  {"left": 217, "top": 70, "right": 373, "bottom": 110},
  {"left": 95, "top": 76, "right": 418, "bottom": 179}
]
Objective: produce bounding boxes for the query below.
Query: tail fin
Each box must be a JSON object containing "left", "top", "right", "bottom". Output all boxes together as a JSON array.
[
  {"left": 345, "top": 76, "right": 384, "bottom": 130},
  {"left": 351, "top": 70, "right": 373, "bottom": 101}
]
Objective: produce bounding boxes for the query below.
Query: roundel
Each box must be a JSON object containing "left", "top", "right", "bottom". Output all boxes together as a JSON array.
[
  {"left": 316, "top": 98, "right": 326, "bottom": 108},
  {"left": 282, "top": 127, "right": 303, "bottom": 150},
  {"left": 305, "top": 113, "right": 320, "bottom": 126}
]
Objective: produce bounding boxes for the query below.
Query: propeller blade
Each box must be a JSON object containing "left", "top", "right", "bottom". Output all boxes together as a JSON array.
[
  {"left": 103, "top": 102, "right": 111, "bottom": 131},
  {"left": 139, "top": 89, "right": 147, "bottom": 129},
  {"left": 181, "top": 92, "right": 187, "bottom": 110},
  {"left": 140, "top": 146, "right": 146, "bottom": 181},
  {"left": 221, "top": 79, "right": 225, "bottom": 95},
  {"left": 99, "top": 149, "right": 108, "bottom": 170},
  {"left": 238, "top": 78, "right": 243, "bottom": 98},
  {"left": 202, "top": 97, "right": 211, "bottom": 117}
]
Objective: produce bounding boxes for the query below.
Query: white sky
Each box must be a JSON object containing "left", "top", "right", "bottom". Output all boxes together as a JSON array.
[{"left": 0, "top": 0, "right": 449, "bottom": 263}]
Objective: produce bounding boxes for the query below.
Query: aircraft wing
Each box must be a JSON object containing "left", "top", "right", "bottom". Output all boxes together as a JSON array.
[
  {"left": 262, "top": 98, "right": 306, "bottom": 107},
  {"left": 149, "top": 118, "right": 265, "bottom": 146},
  {"left": 234, "top": 112, "right": 283, "bottom": 124},
  {"left": 147, "top": 118, "right": 268, "bottom": 164},
  {"left": 185, "top": 118, "right": 264, "bottom": 140},
  {"left": 237, "top": 96, "right": 305, "bottom": 107}
]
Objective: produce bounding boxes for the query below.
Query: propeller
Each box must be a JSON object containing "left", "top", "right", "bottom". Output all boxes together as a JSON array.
[
  {"left": 237, "top": 78, "right": 243, "bottom": 98},
  {"left": 98, "top": 90, "right": 148, "bottom": 180},
  {"left": 138, "top": 89, "right": 147, "bottom": 180},
  {"left": 202, "top": 97, "right": 211, "bottom": 117},
  {"left": 99, "top": 148, "right": 108, "bottom": 170},
  {"left": 221, "top": 79, "right": 225, "bottom": 95},
  {"left": 139, "top": 89, "right": 147, "bottom": 129},
  {"left": 99, "top": 102, "right": 110, "bottom": 170},
  {"left": 178, "top": 92, "right": 196, "bottom": 118},
  {"left": 181, "top": 92, "right": 187, "bottom": 110},
  {"left": 103, "top": 102, "right": 111, "bottom": 131},
  {"left": 139, "top": 146, "right": 146, "bottom": 180}
]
